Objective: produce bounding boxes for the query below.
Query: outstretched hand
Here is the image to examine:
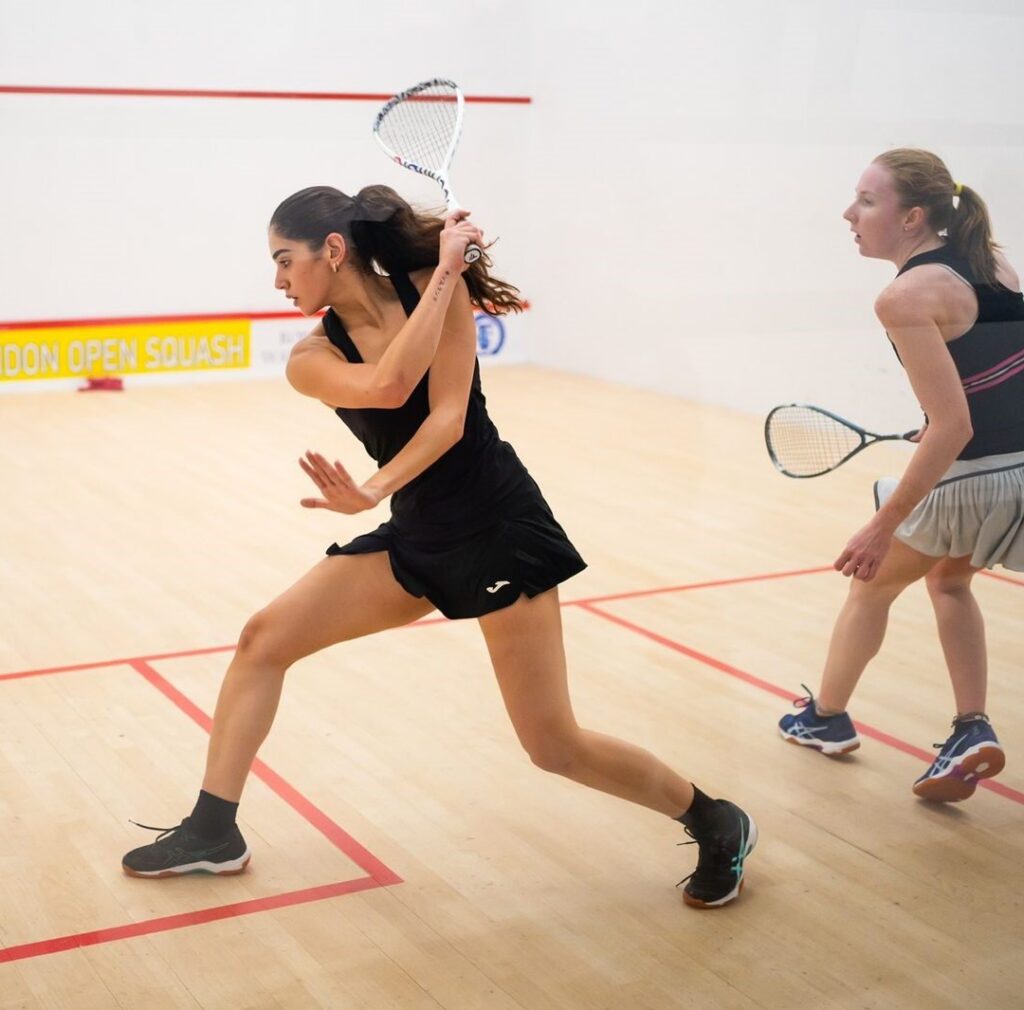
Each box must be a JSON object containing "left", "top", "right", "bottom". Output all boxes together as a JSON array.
[{"left": 298, "top": 451, "right": 382, "bottom": 514}]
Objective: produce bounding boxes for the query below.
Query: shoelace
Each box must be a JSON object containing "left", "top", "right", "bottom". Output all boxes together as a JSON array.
[
  {"left": 930, "top": 714, "right": 990, "bottom": 749},
  {"left": 674, "top": 828, "right": 744, "bottom": 889},
  {"left": 792, "top": 684, "right": 815, "bottom": 710},
  {"left": 675, "top": 833, "right": 699, "bottom": 888},
  {"left": 129, "top": 819, "right": 185, "bottom": 843}
]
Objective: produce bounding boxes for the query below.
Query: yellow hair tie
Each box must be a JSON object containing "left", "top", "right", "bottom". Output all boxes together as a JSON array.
[{"left": 954, "top": 182, "right": 964, "bottom": 197}]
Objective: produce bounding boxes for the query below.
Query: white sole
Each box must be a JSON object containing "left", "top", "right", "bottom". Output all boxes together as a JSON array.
[
  {"left": 913, "top": 744, "right": 1005, "bottom": 802},
  {"left": 780, "top": 728, "right": 860, "bottom": 756},
  {"left": 123, "top": 847, "right": 251, "bottom": 878},
  {"left": 683, "top": 818, "right": 758, "bottom": 909}
]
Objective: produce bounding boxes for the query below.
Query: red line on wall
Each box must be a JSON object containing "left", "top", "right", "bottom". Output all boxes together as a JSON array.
[
  {"left": 0, "top": 84, "right": 531, "bottom": 104},
  {"left": 0, "top": 310, "right": 314, "bottom": 332},
  {"left": 0, "top": 305, "right": 530, "bottom": 333}
]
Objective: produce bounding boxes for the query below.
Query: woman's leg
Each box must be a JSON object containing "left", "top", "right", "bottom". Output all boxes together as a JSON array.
[
  {"left": 477, "top": 588, "right": 694, "bottom": 817},
  {"left": 123, "top": 552, "right": 434, "bottom": 876},
  {"left": 924, "top": 554, "right": 987, "bottom": 715},
  {"left": 816, "top": 540, "right": 941, "bottom": 713},
  {"left": 478, "top": 587, "right": 756, "bottom": 908},
  {"left": 203, "top": 552, "right": 434, "bottom": 802}
]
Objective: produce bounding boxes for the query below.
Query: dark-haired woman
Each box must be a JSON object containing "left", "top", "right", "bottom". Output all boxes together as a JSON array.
[
  {"left": 779, "top": 149, "right": 1024, "bottom": 801},
  {"left": 122, "top": 185, "right": 757, "bottom": 908}
]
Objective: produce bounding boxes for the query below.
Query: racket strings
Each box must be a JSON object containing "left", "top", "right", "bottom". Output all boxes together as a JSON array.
[
  {"left": 377, "top": 82, "right": 459, "bottom": 173},
  {"left": 767, "top": 406, "right": 863, "bottom": 477}
]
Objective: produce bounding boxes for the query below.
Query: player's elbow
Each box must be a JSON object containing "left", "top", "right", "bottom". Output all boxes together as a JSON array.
[
  {"left": 284, "top": 354, "right": 315, "bottom": 397},
  {"left": 372, "top": 379, "right": 413, "bottom": 409},
  {"left": 930, "top": 412, "right": 973, "bottom": 450},
  {"left": 437, "top": 409, "right": 467, "bottom": 448}
]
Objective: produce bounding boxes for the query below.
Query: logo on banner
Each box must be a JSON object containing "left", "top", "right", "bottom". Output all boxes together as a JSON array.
[{"left": 474, "top": 312, "right": 506, "bottom": 356}]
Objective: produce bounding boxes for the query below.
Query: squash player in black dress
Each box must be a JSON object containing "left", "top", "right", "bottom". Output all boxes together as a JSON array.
[{"left": 122, "top": 185, "right": 757, "bottom": 908}]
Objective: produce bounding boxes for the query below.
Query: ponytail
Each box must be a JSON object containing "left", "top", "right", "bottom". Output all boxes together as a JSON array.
[
  {"left": 947, "top": 184, "right": 1000, "bottom": 286},
  {"left": 873, "top": 149, "right": 1001, "bottom": 286},
  {"left": 270, "top": 184, "right": 525, "bottom": 314}
]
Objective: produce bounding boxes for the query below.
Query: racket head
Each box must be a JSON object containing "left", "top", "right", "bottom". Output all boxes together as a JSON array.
[
  {"left": 764, "top": 403, "right": 869, "bottom": 478},
  {"left": 373, "top": 77, "right": 465, "bottom": 209}
]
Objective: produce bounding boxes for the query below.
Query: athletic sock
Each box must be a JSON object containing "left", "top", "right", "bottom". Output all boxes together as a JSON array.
[
  {"left": 676, "top": 785, "right": 719, "bottom": 834},
  {"left": 955, "top": 711, "right": 989, "bottom": 724},
  {"left": 188, "top": 789, "right": 239, "bottom": 841}
]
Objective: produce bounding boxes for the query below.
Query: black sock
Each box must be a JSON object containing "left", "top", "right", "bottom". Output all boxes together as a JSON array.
[
  {"left": 188, "top": 789, "right": 239, "bottom": 841},
  {"left": 676, "top": 785, "right": 719, "bottom": 833}
]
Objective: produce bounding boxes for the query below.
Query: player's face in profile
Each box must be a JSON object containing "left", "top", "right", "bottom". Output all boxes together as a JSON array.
[
  {"left": 268, "top": 228, "right": 332, "bottom": 315},
  {"left": 842, "top": 163, "right": 904, "bottom": 260}
]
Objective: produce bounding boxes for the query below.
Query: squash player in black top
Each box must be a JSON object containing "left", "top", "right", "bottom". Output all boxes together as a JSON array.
[
  {"left": 122, "top": 184, "right": 757, "bottom": 908},
  {"left": 780, "top": 149, "right": 1024, "bottom": 801}
]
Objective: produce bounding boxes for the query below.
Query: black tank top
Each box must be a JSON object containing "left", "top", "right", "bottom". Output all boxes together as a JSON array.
[
  {"left": 896, "top": 246, "right": 1024, "bottom": 459},
  {"left": 322, "top": 272, "right": 540, "bottom": 542}
]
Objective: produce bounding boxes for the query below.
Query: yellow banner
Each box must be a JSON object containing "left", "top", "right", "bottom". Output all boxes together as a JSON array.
[{"left": 0, "top": 319, "right": 251, "bottom": 381}]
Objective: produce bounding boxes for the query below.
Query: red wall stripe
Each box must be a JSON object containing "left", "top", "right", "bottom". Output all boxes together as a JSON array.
[
  {"left": 0, "top": 84, "right": 531, "bottom": 103},
  {"left": 0, "top": 310, "right": 311, "bottom": 333}
]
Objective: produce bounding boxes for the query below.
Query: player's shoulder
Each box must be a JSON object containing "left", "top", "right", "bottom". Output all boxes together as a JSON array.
[
  {"left": 875, "top": 267, "right": 959, "bottom": 326},
  {"left": 289, "top": 319, "right": 332, "bottom": 358},
  {"left": 993, "top": 249, "right": 1021, "bottom": 290}
]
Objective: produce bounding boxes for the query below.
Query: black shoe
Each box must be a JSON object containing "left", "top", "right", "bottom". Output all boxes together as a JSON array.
[
  {"left": 678, "top": 800, "right": 757, "bottom": 908},
  {"left": 122, "top": 817, "right": 251, "bottom": 878}
]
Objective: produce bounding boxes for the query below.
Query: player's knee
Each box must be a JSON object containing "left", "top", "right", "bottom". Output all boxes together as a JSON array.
[
  {"left": 523, "top": 730, "right": 580, "bottom": 776},
  {"left": 925, "top": 568, "right": 973, "bottom": 600},
  {"left": 235, "top": 609, "right": 298, "bottom": 671}
]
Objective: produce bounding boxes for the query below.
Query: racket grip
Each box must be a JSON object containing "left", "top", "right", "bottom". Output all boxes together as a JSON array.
[{"left": 464, "top": 243, "right": 482, "bottom": 265}]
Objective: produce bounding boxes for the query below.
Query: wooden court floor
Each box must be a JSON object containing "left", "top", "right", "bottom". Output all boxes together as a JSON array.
[{"left": 0, "top": 367, "right": 1021, "bottom": 1009}]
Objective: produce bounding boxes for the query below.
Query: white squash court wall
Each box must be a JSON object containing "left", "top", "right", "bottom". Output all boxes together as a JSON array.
[{"left": 2, "top": 0, "right": 1023, "bottom": 426}]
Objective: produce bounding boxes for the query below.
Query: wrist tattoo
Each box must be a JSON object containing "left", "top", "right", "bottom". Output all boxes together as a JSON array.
[{"left": 432, "top": 269, "right": 451, "bottom": 302}]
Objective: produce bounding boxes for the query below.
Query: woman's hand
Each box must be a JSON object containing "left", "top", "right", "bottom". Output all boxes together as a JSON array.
[
  {"left": 298, "top": 451, "right": 383, "bottom": 514},
  {"left": 438, "top": 209, "right": 484, "bottom": 273},
  {"left": 834, "top": 516, "right": 895, "bottom": 582}
]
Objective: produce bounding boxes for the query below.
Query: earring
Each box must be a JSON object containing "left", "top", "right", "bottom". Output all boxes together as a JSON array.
[{"left": 332, "top": 263, "right": 339, "bottom": 273}]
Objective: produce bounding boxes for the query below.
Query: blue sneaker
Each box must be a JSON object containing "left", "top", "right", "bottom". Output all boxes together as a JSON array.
[
  {"left": 913, "top": 715, "right": 1005, "bottom": 802},
  {"left": 779, "top": 685, "right": 860, "bottom": 756}
]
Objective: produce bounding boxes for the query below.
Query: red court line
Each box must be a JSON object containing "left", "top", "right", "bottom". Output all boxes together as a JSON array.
[
  {"left": 0, "top": 660, "right": 401, "bottom": 964},
  {"left": 130, "top": 660, "right": 402, "bottom": 886},
  {"left": 579, "top": 603, "right": 1024, "bottom": 806},
  {"left": 0, "top": 877, "right": 379, "bottom": 965},
  {"left": 0, "top": 644, "right": 241, "bottom": 682},
  {"left": 0, "top": 85, "right": 531, "bottom": 104},
  {"left": 981, "top": 570, "right": 1024, "bottom": 588},
  {"left": 565, "top": 566, "right": 833, "bottom": 607},
  {"left": 0, "top": 566, "right": 835, "bottom": 681}
]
